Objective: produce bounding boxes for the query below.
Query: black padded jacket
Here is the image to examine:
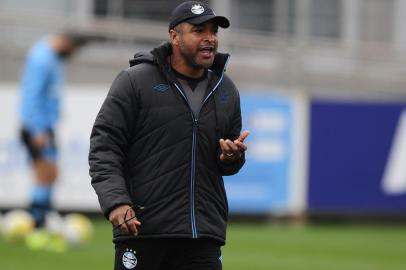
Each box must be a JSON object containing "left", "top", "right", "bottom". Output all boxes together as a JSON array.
[{"left": 89, "top": 42, "right": 245, "bottom": 244}]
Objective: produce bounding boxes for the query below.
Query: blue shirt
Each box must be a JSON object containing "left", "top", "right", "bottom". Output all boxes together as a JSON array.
[{"left": 19, "top": 38, "right": 64, "bottom": 135}]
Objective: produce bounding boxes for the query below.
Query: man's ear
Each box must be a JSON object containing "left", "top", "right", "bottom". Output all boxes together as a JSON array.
[{"left": 169, "top": 29, "right": 179, "bottom": 46}]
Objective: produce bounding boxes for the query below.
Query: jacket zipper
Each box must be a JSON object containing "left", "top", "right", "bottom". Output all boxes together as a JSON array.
[
  {"left": 172, "top": 55, "right": 229, "bottom": 239},
  {"left": 173, "top": 82, "right": 199, "bottom": 238},
  {"left": 191, "top": 118, "right": 198, "bottom": 238}
]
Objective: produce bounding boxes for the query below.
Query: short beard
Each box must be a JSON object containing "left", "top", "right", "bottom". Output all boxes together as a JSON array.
[{"left": 178, "top": 37, "right": 212, "bottom": 70}]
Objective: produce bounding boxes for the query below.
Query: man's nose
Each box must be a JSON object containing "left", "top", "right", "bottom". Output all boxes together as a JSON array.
[{"left": 203, "top": 30, "right": 216, "bottom": 42}]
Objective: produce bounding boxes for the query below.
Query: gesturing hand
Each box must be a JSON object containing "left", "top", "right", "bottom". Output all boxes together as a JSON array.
[
  {"left": 109, "top": 205, "right": 141, "bottom": 236},
  {"left": 219, "top": 130, "right": 249, "bottom": 162}
]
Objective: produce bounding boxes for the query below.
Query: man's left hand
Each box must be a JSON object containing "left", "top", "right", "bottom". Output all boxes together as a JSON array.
[{"left": 219, "top": 130, "right": 249, "bottom": 162}]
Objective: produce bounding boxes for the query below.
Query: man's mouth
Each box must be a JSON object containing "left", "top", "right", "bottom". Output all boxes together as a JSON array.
[{"left": 199, "top": 47, "right": 214, "bottom": 58}]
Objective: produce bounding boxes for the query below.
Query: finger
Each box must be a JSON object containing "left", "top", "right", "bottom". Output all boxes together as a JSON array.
[
  {"left": 115, "top": 209, "right": 131, "bottom": 233},
  {"left": 219, "top": 151, "right": 228, "bottom": 161},
  {"left": 125, "top": 207, "right": 141, "bottom": 220},
  {"left": 238, "top": 130, "right": 250, "bottom": 143},
  {"left": 219, "top": 139, "right": 230, "bottom": 153},
  {"left": 130, "top": 225, "right": 138, "bottom": 236},
  {"left": 127, "top": 220, "right": 138, "bottom": 235},
  {"left": 117, "top": 217, "right": 130, "bottom": 234},
  {"left": 225, "top": 139, "right": 239, "bottom": 152},
  {"left": 120, "top": 224, "right": 130, "bottom": 234},
  {"left": 234, "top": 140, "right": 247, "bottom": 151},
  {"left": 127, "top": 219, "right": 141, "bottom": 235},
  {"left": 124, "top": 208, "right": 141, "bottom": 235},
  {"left": 124, "top": 209, "right": 142, "bottom": 226},
  {"left": 218, "top": 140, "right": 228, "bottom": 161},
  {"left": 109, "top": 212, "right": 120, "bottom": 226}
]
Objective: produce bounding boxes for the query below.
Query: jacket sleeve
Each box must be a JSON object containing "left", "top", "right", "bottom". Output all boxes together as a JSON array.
[
  {"left": 89, "top": 70, "right": 137, "bottom": 219},
  {"left": 217, "top": 84, "right": 246, "bottom": 176}
]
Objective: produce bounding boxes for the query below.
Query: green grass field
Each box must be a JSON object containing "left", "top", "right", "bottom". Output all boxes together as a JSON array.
[{"left": 1, "top": 220, "right": 406, "bottom": 270}]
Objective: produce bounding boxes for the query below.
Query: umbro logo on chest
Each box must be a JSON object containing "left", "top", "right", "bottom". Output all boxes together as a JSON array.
[{"left": 153, "top": 84, "right": 170, "bottom": 92}]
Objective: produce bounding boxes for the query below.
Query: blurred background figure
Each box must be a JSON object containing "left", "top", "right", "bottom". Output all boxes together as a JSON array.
[{"left": 18, "top": 33, "right": 87, "bottom": 229}]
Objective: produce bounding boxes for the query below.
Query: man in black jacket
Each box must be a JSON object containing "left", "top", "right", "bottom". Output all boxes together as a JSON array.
[{"left": 89, "top": 1, "right": 248, "bottom": 269}]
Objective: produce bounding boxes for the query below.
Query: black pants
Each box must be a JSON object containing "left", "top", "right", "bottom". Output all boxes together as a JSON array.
[
  {"left": 20, "top": 128, "right": 57, "bottom": 161},
  {"left": 114, "top": 238, "right": 222, "bottom": 270}
]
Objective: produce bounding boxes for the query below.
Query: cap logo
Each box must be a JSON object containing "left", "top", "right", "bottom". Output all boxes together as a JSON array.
[{"left": 191, "top": 4, "right": 204, "bottom": 15}]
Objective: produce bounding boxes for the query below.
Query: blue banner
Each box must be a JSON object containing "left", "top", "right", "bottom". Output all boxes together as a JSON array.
[
  {"left": 224, "top": 93, "right": 294, "bottom": 214},
  {"left": 308, "top": 100, "right": 406, "bottom": 214}
]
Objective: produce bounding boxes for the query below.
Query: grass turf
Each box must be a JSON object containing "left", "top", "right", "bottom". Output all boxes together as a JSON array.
[{"left": 1, "top": 220, "right": 405, "bottom": 270}]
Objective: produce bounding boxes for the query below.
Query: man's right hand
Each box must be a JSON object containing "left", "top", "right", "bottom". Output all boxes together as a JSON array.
[{"left": 109, "top": 205, "right": 141, "bottom": 236}]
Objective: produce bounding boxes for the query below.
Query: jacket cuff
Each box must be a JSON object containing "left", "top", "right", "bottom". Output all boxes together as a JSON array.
[
  {"left": 101, "top": 195, "right": 133, "bottom": 220},
  {"left": 218, "top": 152, "right": 246, "bottom": 176}
]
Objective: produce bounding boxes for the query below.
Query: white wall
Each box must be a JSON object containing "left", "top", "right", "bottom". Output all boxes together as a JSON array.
[{"left": 0, "top": 84, "right": 107, "bottom": 211}]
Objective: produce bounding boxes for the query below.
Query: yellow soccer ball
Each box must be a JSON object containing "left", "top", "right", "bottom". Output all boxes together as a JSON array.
[
  {"left": 2, "top": 210, "right": 35, "bottom": 241},
  {"left": 63, "top": 213, "right": 93, "bottom": 246}
]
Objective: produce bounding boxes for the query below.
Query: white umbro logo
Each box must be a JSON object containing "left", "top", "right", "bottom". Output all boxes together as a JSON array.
[{"left": 191, "top": 4, "right": 204, "bottom": 14}]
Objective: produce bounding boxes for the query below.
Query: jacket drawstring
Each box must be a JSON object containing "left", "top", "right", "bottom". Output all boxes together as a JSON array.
[{"left": 213, "top": 93, "right": 221, "bottom": 142}]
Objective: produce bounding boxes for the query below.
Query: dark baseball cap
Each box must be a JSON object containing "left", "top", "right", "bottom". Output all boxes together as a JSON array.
[{"left": 169, "top": 1, "right": 230, "bottom": 31}]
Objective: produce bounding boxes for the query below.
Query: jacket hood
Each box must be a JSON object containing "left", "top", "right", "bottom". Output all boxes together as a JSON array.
[{"left": 129, "top": 51, "right": 155, "bottom": 67}]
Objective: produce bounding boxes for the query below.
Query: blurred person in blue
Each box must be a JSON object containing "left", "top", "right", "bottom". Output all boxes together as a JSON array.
[
  {"left": 19, "top": 32, "right": 86, "bottom": 229},
  {"left": 89, "top": 1, "right": 248, "bottom": 269}
]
